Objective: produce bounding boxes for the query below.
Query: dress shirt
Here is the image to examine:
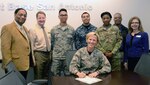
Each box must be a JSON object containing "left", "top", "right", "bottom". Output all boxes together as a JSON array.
[
  {"left": 30, "top": 24, "right": 51, "bottom": 52},
  {"left": 15, "top": 21, "right": 29, "bottom": 42}
]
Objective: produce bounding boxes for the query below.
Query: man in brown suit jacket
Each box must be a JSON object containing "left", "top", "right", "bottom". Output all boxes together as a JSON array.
[{"left": 1, "top": 8, "right": 35, "bottom": 79}]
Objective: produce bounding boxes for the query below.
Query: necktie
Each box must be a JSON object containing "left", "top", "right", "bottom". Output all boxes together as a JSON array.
[{"left": 42, "top": 28, "right": 50, "bottom": 51}]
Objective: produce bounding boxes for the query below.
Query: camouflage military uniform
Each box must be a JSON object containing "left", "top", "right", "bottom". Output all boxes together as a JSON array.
[
  {"left": 74, "top": 24, "right": 97, "bottom": 50},
  {"left": 69, "top": 47, "right": 111, "bottom": 75},
  {"left": 96, "top": 25, "right": 122, "bottom": 71},
  {"left": 51, "top": 24, "right": 74, "bottom": 76}
]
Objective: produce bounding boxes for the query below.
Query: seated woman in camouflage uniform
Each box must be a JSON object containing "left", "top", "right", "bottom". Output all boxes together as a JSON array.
[{"left": 69, "top": 32, "right": 111, "bottom": 78}]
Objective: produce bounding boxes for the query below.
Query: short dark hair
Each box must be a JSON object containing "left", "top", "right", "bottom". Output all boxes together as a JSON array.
[
  {"left": 59, "top": 8, "right": 67, "bottom": 14},
  {"left": 36, "top": 11, "right": 46, "bottom": 19},
  {"left": 101, "top": 11, "right": 112, "bottom": 19},
  {"left": 81, "top": 12, "right": 90, "bottom": 18},
  {"left": 14, "top": 8, "right": 27, "bottom": 15}
]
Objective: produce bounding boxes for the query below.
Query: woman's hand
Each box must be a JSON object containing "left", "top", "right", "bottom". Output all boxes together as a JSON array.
[
  {"left": 76, "top": 72, "right": 86, "bottom": 78},
  {"left": 88, "top": 72, "right": 99, "bottom": 78},
  {"left": 124, "top": 62, "right": 128, "bottom": 70}
]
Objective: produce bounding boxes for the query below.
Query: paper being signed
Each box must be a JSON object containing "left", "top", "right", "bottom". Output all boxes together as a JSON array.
[{"left": 75, "top": 76, "right": 102, "bottom": 84}]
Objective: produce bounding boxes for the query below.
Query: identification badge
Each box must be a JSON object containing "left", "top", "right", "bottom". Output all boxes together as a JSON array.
[{"left": 136, "top": 35, "right": 141, "bottom": 38}]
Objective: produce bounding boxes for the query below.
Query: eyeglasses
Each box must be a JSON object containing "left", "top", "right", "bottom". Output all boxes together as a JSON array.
[
  {"left": 59, "top": 14, "right": 68, "bottom": 16},
  {"left": 131, "top": 22, "right": 139, "bottom": 24}
]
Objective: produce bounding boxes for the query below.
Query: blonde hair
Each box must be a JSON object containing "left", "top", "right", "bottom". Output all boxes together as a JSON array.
[{"left": 86, "top": 32, "right": 98, "bottom": 42}]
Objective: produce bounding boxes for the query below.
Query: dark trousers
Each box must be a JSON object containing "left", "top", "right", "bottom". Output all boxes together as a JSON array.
[
  {"left": 20, "top": 71, "right": 28, "bottom": 79},
  {"left": 128, "top": 57, "right": 140, "bottom": 71}
]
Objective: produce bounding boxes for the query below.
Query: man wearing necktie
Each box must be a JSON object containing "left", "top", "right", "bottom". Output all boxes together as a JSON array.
[
  {"left": 30, "top": 11, "right": 51, "bottom": 79},
  {"left": 1, "top": 8, "right": 36, "bottom": 79}
]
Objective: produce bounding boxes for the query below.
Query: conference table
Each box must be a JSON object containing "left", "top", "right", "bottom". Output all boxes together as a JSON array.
[{"left": 51, "top": 71, "right": 149, "bottom": 85}]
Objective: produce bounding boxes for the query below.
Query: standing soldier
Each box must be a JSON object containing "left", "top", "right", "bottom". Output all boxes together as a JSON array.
[
  {"left": 51, "top": 8, "right": 74, "bottom": 76},
  {"left": 74, "top": 12, "right": 97, "bottom": 50},
  {"left": 96, "top": 12, "right": 122, "bottom": 71}
]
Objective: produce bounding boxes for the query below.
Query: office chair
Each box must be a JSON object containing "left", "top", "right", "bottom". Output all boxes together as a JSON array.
[
  {"left": 134, "top": 53, "right": 150, "bottom": 78},
  {"left": 27, "top": 71, "right": 53, "bottom": 85},
  {"left": 6, "top": 61, "right": 52, "bottom": 85},
  {"left": 63, "top": 50, "right": 77, "bottom": 76},
  {"left": 6, "top": 61, "right": 27, "bottom": 85},
  {"left": 0, "top": 70, "right": 24, "bottom": 85},
  {"left": 28, "top": 61, "right": 52, "bottom": 85},
  {"left": 27, "top": 79, "right": 48, "bottom": 85}
]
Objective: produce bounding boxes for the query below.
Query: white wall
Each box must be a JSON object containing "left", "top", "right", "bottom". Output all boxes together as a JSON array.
[{"left": 0, "top": 0, "right": 150, "bottom": 59}]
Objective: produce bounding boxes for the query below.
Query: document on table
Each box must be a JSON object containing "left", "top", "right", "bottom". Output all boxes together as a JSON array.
[{"left": 75, "top": 76, "right": 102, "bottom": 84}]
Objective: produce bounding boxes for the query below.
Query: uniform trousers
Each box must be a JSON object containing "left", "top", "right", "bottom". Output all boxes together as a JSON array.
[{"left": 51, "top": 59, "right": 69, "bottom": 76}]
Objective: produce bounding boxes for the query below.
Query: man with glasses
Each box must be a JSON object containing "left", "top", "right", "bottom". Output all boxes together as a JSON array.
[{"left": 51, "top": 8, "right": 74, "bottom": 76}]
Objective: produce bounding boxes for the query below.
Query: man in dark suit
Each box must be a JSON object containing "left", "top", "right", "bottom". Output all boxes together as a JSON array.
[
  {"left": 113, "top": 13, "right": 128, "bottom": 70},
  {"left": 1, "top": 8, "right": 35, "bottom": 79}
]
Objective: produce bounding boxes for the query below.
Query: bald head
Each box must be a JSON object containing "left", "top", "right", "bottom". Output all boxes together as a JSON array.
[{"left": 114, "top": 13, "right": 122, "bottom": 25}]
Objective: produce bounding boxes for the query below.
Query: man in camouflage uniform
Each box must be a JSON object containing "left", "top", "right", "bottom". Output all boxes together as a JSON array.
[
  {"left": 74, "top": 12, "right": 97, "bottom": 50},
  {"left": 96, "top": 12, "right": 122, "bottom": 71},
  {"left": 51, "top": 8, "right": 74, "bottom": 76}
]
